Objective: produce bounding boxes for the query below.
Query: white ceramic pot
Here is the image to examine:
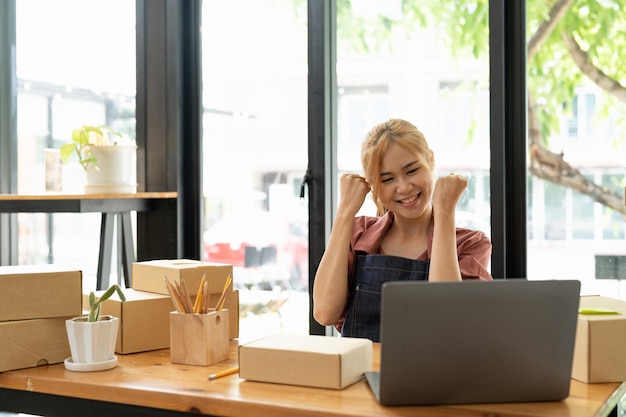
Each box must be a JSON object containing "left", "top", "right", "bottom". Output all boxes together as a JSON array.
[
  {"left": 82, "top": 145, "right": 137, "bottom": 194},
  {"left": 65, "top": 315, "right": 119, "bottom": 364}
]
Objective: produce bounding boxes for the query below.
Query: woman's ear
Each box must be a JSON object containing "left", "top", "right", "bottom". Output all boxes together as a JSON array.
[{"left": 428, "top": 149, "right": 435, "bottom": 170}]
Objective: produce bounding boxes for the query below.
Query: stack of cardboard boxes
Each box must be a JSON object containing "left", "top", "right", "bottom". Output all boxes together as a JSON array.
[
  {"left": 86, "top": 259, "right": 238, "bottom": 354},
  {"left": 0, "top": 265, "right": 83, "bottom": 372}
]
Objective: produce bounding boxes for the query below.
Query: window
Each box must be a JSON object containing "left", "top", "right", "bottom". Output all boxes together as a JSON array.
[
  {"left": 201, "top": 0, "right": 308, "bottom": 342},
  {"left": 526, "top": 3, "right": 626, "bottom": 297},
  {"left": 336, "top": 3, "right": 491, "bottom": 237},
  {"left": 15, "top": 0, "right": 136, "bottom": 280}
]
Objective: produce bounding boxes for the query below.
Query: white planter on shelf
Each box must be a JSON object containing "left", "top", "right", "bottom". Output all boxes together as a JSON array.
[
  {"left": 82, "top": 145, "right": 137, "bottom": 194},
  {"left": 65, "top": 315, "right": 119, "bottom": 371}
]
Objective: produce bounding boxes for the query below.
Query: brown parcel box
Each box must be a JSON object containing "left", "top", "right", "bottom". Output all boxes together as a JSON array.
[
  {"left": 0, "top": 316, "right": 71, "bottom": 372},
  {"left": 0, "top": 264, "right": 82, "bottom": 322},
  {"left": 132, "top": 259, "right": 239, "bottom": 339},
  {"left": 572, "top": 295, "right": 626, "bottom": 383},
  {"left": 239, "top": 334, "right": 373, "bottom": 389},
  {"left": 83, "top": 288, "right": 174, "bottom": 354}
]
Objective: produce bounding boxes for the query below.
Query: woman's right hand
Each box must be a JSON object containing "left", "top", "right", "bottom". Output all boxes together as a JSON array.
[
  {"left": 313, "top": 174, "right": 368, "bottom": 326},
  {"left": 337, "top": 173, "right": 371, "bottom": 216}
]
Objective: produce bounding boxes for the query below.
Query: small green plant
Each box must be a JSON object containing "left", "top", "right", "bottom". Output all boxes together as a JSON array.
[
  {"left": 87, "top": 284, "right": 126, "bottom": 322},
  {"left": 59, "top": 124, "right": 123, "bottom": 171}
]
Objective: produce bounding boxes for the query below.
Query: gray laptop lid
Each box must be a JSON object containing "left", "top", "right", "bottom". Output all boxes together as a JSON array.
[{"left": 366, "top": 279, "right": 581, "bottom": 406}]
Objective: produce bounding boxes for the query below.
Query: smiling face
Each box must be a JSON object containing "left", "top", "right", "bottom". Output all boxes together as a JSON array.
[
  {"left": 361, "top": 119, "right": 434, "bottom": 217},
  {"left": 379, "top": 142, "right": 435, "bottom": 219}
]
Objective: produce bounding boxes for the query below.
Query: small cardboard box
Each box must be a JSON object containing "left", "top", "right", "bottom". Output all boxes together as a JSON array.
[
  {"left": 572, "top": 295, "right": 626, "bottom": 383},
  {"left": 132, "top": 259, "right": 231, "bottom": 295},
  {"left": 132, "top": 259, "right": 239, "bottom": 339},
  {"left": 83, "top": 288, "right": 174, "bottom": 354},
  {"left": 0, "top": 264, "right": 82, "bottom": 322},
  {"left": 0, "top": 316, "right": 71, "bottom": 372},
  {"left": 239, "top": 334, "right": 373, "bottom": 389}
]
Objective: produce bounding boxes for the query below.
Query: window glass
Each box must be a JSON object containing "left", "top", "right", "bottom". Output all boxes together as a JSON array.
[
  {"left": 15, "top": 0, "right": 136, "bottom": 288},
  {"left": 602, "top": 173, "right": 625, "bottom": 241},
  {"left": 526, "top": 3, "right": 626, "bottom": 297},
  {"left": 336, "top": 3, "right": 491, "bottom": 238},
  {"left": 201, "top": 0, "right": 308, "bottom": 342}
]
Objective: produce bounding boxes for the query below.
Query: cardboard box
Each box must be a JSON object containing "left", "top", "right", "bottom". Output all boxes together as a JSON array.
[
  {"left": 83, "top": 288, "right": 174, "bottom": 354},
  {"left": 572, "top": 295, "right": 626, "bottom": 383},
  {"left": 0, "top": 264, "right": 82, "bottom": 322},
  {"left": 0, "top": 316, "right": 71, "bottom": 372},
  {"left": 132, "top": 260, "right": 239, "bottom": 339},
  {"left": 239, "top": 334, "right": 373, "bottom": 389},
  {"left": 132, "top": 259, "right": 232, "bottom": 295}
]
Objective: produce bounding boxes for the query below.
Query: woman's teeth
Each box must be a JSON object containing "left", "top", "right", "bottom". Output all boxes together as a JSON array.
[{"left": 399, "top": 194, "right": 418, "bottom": 204}]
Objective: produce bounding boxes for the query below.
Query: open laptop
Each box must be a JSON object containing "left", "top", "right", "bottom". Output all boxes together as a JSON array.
[{"left": 365, "top": 279, "right": 581, "bottom": 406}]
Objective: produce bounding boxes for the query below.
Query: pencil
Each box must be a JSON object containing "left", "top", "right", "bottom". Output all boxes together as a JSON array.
[
  {"left": 164, "top": 277, "right": 184, "bottom": 313},
  {"left": 202, "top": 281, "right": 210, "bottom": 313},
  {"left": 174, "top": 281, "right": 189, "bottom": 313},
  {"left": 179, "top": 277, "right": 194, "bottom": 313},
  {"left": 208, "top": 367, "right": 239, "bottom": 380},
  {"left": 216, "top": 274, "right": 232, "bottom": 311},
  {"left": 193, "top": 274, "right": 207, "bottom": 313}
]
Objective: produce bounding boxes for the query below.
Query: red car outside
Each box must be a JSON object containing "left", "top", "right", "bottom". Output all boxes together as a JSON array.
[{"left": 203, "top": 213, "right": 308, "bottom": 291}]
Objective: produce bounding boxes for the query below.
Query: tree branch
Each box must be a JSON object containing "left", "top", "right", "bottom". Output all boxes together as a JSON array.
[
  {"left": 529, "top": 143, "right": 626, "bottom": 216},
  {"left": 561, "top": 32, "right": 626, "bottom": 104},
  {"left": 527, "top": 0, "right": 574, "bottom": 60},
  {"left": 528, "top": 92, "right": 626, "bottom": 216}
]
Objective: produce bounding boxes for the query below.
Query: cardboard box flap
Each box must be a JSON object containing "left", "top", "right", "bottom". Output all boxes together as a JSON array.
[
  {"left": 90, "top": 287, "right": 172, "bottom": 303},
  {"left": 248, "top": 334, "right": 367, "bottom": 355},
  {"left": 143, "top": 259, "right": 218, "bottom": 270},
  {"left": 0, "top": 264, "right": 78, "bottom": 274}
]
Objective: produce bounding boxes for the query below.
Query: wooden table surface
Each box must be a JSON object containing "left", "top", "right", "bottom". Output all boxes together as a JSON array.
[
  {"left": 0, "top": 341, "right": 624, "bottom": 417},
  {"left": 0, "top": 192, "right": 178, "bottom": 200},
  {"left": 0, "top": 192, "right": 177, "bottom": 213},
  {"left": 0, "top": 191, "right": 178, "bottom": 289}
]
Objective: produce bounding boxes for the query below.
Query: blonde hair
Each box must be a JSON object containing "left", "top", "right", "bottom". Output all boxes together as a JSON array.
[{"left": 361, "top": 119, "right": 432, "bottom": 216}]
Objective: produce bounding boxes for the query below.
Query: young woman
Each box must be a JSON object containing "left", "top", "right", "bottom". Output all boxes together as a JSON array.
[{"left": 313, "top": 119, "right": 492, "bottom": 341}]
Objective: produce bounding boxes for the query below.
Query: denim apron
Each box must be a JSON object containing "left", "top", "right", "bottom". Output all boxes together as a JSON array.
[{"left": 341, "top": 252, "right": 429, "bottom": 342}]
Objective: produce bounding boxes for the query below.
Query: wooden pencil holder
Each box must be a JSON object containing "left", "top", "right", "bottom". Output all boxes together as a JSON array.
[{"left": 170, "top": 309, "right": 229, "bottom": 366}]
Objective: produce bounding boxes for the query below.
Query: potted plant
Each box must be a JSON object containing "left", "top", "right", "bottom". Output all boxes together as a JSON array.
[
  {"left": 59, "top": 124, "right": 137, "bottom": 194},
  {"left": 64, "top": 284, "right": 126, "bottom": 372}
]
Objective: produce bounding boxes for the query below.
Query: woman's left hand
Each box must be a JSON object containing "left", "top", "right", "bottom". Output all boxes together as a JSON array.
[{"left": 432, "top": 173, "right": 468, "bottom": 214}]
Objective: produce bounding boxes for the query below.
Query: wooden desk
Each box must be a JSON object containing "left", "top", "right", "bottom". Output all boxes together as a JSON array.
[
  {"left": 0, "top": 341, "right": 624, "bottom": 417},
  {"left": 0, "top": 192, "right": 177, "bottom": 289}
]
